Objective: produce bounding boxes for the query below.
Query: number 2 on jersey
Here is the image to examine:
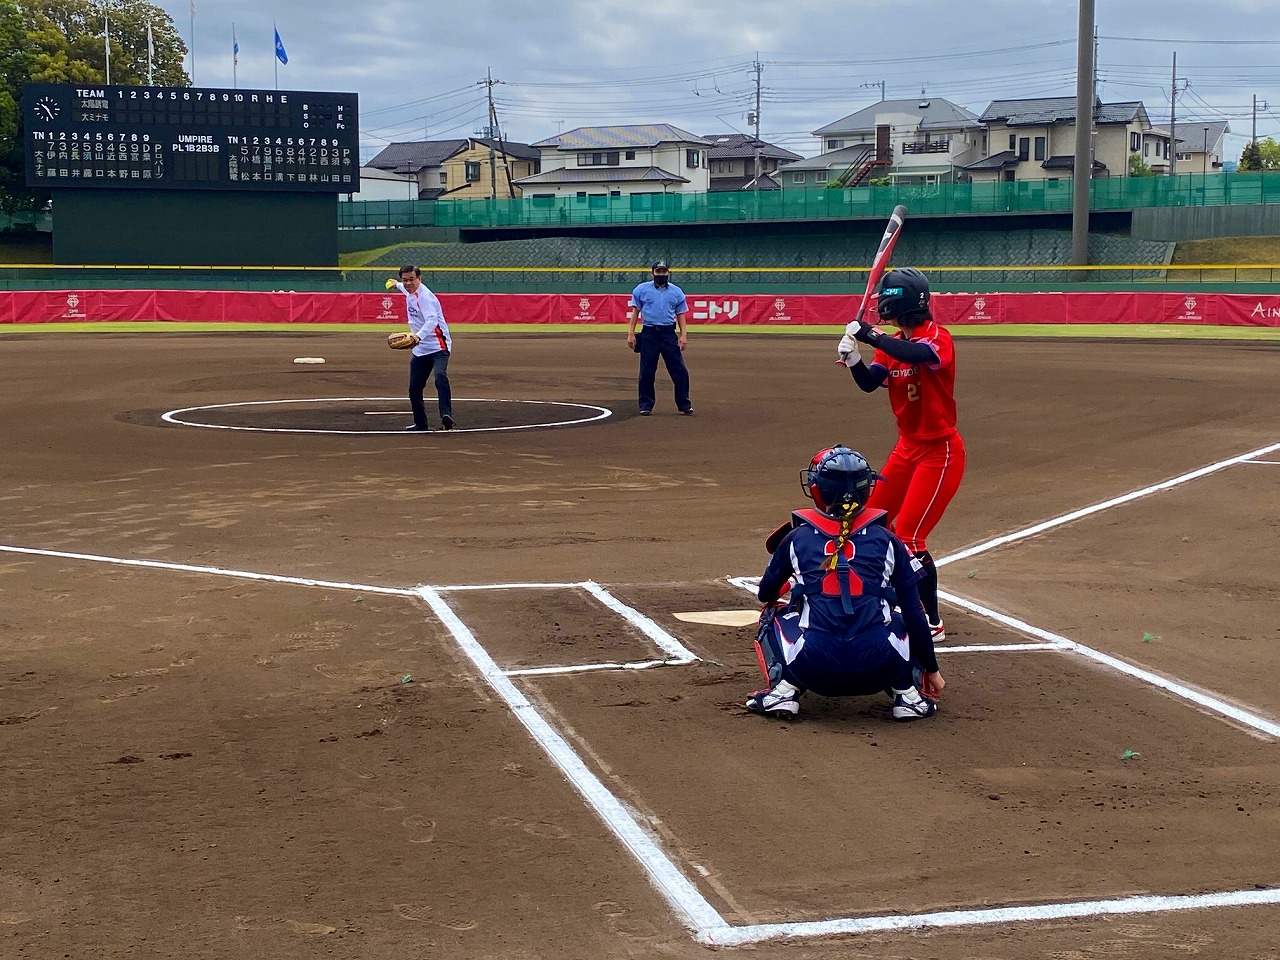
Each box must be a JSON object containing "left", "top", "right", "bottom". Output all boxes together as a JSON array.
[{"left": 821, "top": 539, "right": 864, "bottom": 597}]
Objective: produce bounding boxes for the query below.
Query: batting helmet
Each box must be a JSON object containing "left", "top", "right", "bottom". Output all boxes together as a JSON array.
[
  {"left": 801, "top": 446, "right": 883, "bottom": 517},
  {"left": 876, "top": 268, "right": 931, "bottom": 321}
]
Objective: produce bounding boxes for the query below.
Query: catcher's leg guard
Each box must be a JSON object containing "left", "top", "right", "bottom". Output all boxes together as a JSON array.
[
  {"left": 753, "top": 608, "right": 785, "bottom": 686},
  {"left": 753, "top": 605, "right": 802, "bottom": 687}
]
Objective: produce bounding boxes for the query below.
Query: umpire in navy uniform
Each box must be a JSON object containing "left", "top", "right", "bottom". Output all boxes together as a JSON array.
[{"left": 627, "top": 259, "right": 693, "bottom": 416}]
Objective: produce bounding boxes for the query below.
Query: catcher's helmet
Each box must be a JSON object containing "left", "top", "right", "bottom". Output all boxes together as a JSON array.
[
  {"left": 801, "top": 446, "right": 883, "bottom": 517},
  {"left": 877, "top": 268, "right": 931, "bottom": 321}
]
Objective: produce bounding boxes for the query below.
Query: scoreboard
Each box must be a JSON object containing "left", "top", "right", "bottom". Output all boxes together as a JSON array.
[{"left": 22, "top": 82, "right": 360, "bottom": 193}]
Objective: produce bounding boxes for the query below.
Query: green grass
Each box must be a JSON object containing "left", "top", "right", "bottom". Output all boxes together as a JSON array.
[{"left": 1171, "top": 236, "right": 1280, "bottom": 265}]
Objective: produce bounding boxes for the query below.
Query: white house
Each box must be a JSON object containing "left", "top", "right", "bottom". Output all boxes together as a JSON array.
[
  {"left": 779, "top": 98, "right": 983, "bottom": 188},
  {"left": 514, "top": 124, "right": 712, "bottom": 202},
  {"left": 964, "top": 97, "right": 1171, "bottom": 182}
]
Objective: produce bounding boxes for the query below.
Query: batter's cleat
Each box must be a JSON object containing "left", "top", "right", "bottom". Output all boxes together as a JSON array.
[
  {"left": 745, "top": 680, "right": 801, "bottom": 717},
  {"left": 404, "top": 423, "right": 431, "bottom": 432},
  {"left": 441, "top": 415, "right": 456, "bottom": 430},
  {"left": 929, "top": 619, "right": 946, "bottom": 644},
  {"left": 891, "top": 686, "right": 938, "bottom": 721}
]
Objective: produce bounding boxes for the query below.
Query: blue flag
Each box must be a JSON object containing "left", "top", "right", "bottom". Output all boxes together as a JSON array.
[{"left": 274, "top": 27, "right": 288, "bottom": 65}]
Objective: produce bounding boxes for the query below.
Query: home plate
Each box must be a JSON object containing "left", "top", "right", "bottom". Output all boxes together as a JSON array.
[
  {"left": 293, "top": 357, "right": 326, "bottom": 364},
  {"left": 673, "top": 610, "right": 759, "bottom": 627}
]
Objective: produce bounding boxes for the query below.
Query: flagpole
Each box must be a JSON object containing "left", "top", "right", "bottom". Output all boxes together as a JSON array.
[
  {"left": 146, "top": 20, "right": 154, "bottom": 85},
  {"left": 232, "top": 22, "right": 237, "bottom": 89},
  {"left": 274, "top": 21, "right": 278, "bottom": 90},
  {"left": 189, "top": 1, "right": 196, "bottom": 83},
  {"left": 104, "top": 13, "right": 111, "bottom": 84}
]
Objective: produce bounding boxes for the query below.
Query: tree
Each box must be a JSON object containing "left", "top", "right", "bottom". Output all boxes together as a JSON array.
[
  {"left": 1239, "top": 141, "right": 1263, "bottom": 171},
  {"left": 0, "top": 0, "right": 32, "bottom": 212},
  {"left": 1238, "top": 138, "right": 1280, "bottom": 171},
  {"left": 22, "top": 0, "right": 188, "bottom": 86},
  {"left": 1128, "top": 154, "right": 1154, "bottom": 178},
  {"left": 0, "top": 0, "right": 188, "bottom": 211}
]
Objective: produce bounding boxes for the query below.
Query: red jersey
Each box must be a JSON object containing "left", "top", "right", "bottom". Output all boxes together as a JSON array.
[{"left": 872, "top": 320, "right": 958, "bottom": 442}]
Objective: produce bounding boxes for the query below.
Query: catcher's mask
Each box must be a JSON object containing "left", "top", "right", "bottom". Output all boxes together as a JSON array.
[{"left": 801, "top": 445, "right": 884, "bottom": 518}]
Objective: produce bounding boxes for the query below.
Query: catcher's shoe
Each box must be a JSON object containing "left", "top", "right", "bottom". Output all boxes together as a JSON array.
[
  {"left": 441, "top": 415, "right": 456, "bottom": 430},
  {"left": 928, "top": 619, "right": 946, "bottom": 644},
  {"left": 404, "top": 423, "right": 431, "bottom": 432},
  {"left": 891, "top": 686, "right": 938, "bottom": 721},
  {"left": 745, "top": 680, "right": 800, "bottom": 717}
]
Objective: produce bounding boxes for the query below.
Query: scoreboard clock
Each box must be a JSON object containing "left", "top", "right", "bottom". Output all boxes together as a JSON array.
[{"left": 22, "top": 82, "right": 360, "bottom": 193}]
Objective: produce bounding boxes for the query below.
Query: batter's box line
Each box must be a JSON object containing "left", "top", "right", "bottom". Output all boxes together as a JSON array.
[
  {"left": 727, "top": 575, "right": 1279, "bottom": 740},
  {"left": 414, "top": 588, "right": 1280, "bottom": 949},
  {"left": 696, "top": 886, "right": 1280, "bottom": 946},
  {"left": 429, "top": 579, "right": 699, "bottom": 675}
]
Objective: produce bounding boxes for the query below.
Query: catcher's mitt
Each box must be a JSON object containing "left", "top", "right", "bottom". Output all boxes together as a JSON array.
[{"left": 387, "top": 332, "right": 420, "bottom": 350}]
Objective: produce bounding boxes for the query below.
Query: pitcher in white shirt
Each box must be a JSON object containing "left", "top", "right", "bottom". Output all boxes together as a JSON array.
[{"left": 389, "top": 265, "right": 455, "bottom": 431}]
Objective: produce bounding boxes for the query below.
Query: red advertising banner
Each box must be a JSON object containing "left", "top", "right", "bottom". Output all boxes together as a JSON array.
[
  {"left": 1, "top": 290, "right": 1278, "bottom": 327},
  {"left": 1214, "top": 293, "right": 1280, "bottom": 326}
]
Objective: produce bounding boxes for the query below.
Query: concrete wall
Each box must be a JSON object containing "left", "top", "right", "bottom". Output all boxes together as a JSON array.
[{"left": 1132, "top": 204, "right": 1280, "bottom": 241}]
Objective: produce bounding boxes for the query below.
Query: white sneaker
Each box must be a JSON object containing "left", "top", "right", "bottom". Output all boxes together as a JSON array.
[
  {"left": 891, "top": 686, "right": 938, "bottom": 721},
  {"left": 928, "top": 619, "right": 946, "bottom": 644},
  {"left": 745, "top": 680, "right": 801, "bottom": 717}
]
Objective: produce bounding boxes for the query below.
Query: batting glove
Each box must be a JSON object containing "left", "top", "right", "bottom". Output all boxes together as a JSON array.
[
  {"left": 845, "top": 319, "right": 881, "bottom": 345},
  {"left": 837, "top": 333, "right": 860, "bottom": 364}
]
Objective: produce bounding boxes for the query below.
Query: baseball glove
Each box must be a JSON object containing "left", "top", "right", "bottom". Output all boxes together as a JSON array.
[{"left": 387, "top": 332, "right": 420, "bottom": 350}]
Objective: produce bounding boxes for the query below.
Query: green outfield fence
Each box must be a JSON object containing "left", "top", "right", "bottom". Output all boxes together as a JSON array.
[
  {"left": 3, "top": 263, "right": 1280, "bottom": 296},
  {"left": 337, "top": 172, "right": 1280, "bottom": 230}
]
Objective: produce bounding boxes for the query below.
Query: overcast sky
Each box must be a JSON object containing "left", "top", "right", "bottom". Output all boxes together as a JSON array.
[{"left": 150, "top": 0, "right": 1280, "bottom": 164}]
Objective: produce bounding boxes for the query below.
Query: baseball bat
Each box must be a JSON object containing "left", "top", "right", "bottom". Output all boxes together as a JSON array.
[{"left": 840, "top": 204, "right": 907, "bottom": 360}]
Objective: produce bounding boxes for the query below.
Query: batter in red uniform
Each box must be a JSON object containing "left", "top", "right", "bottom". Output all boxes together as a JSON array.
[{"left": 838, "top": 267, "right": 965, "bottom": 643}]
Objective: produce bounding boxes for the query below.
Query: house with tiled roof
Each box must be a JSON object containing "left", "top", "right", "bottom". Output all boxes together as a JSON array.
[
  {"left": 367, "top": 138, "right": 540, "bottom": 200},
  {"left": 778, "top": 97, "right": 983, "bottom": 189},
  {"left": 964, "top": 97, "right": 1169, "bottom": 182},
  {"left": 701, "top": 133, "right": 802, "bottom": 191},
  {"left": 1168, "top": 120, "right": 1230, "bottom": 176},
  {"left": 515, "top": 125, "right": 713, "bottom": 200}
]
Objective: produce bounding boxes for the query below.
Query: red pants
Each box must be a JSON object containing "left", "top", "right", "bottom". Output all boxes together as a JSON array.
[{"left": 867, "top": 432, "right": 966, "bottom": 554}]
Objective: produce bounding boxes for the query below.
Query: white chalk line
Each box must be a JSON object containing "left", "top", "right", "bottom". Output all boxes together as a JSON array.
[
  {"left": 0, "top": 544, "right": 415, "bottom": 596},
  {"left": 937, "top": 439, "right": 1280, "bottom": 568},
  {"left": 697, "top": 887, "right": 1280, "bottom": 946},
  {"left": 160, "top": 396, "right": 613, "bottom": 435},
  {"left": 729, "top": 577, "right": 1060, "bottom": 655},
  {"left": 579, "top": 580, "right": 699, "bottom": 663},
  {"left": 505, "top": 659, "right": 680, "bottom": 677},
  {"left": 429, "top": 579, "right": 699, "bottom": 674},
  {"left": 941, "top": 589, "right": 1280, "bottom": 740},
  {"left": 0, "top": 547, "right": 696, "bottom": 678},
  {"left": 414, "top": 586, "right": 724, "bottom": 934}
]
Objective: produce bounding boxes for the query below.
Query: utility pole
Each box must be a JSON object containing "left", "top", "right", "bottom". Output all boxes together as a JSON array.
[
  {"left": 479, "top": 69, "right": 506, "bottom": 200},
  {"left": 861, "top": 80, "right": 886, "bottom": 102},
  {"left": 1169, "top": 52, "right": 1185, "bottom": 177},
  {"left": 1254, "top": 94, "right": 1268, "bottom": 146},
  {"left": 1070, "top": 0, "right": 1095, "bottom": 268},
  {"left": 751, "top": 55, "right": 763, "bottom": 189}
]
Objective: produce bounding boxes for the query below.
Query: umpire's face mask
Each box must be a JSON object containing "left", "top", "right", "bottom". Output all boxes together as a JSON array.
[{"left": 653, "top": 272, "right": 670, "bottom": 288}]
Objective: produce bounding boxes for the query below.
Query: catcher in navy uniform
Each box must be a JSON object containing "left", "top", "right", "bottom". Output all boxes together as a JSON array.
[{"left": 746, "top": 445, "right": 945, "bottom": 721}]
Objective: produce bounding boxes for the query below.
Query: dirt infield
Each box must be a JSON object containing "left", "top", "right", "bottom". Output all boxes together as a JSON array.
[{"left": 2, "top": 329, "right": 1278, "bottom": 959}]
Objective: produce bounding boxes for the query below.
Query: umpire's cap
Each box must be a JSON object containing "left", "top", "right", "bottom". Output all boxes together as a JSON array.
[{"left": 651, "top": 259, "right": 670, "bottom": 271}]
